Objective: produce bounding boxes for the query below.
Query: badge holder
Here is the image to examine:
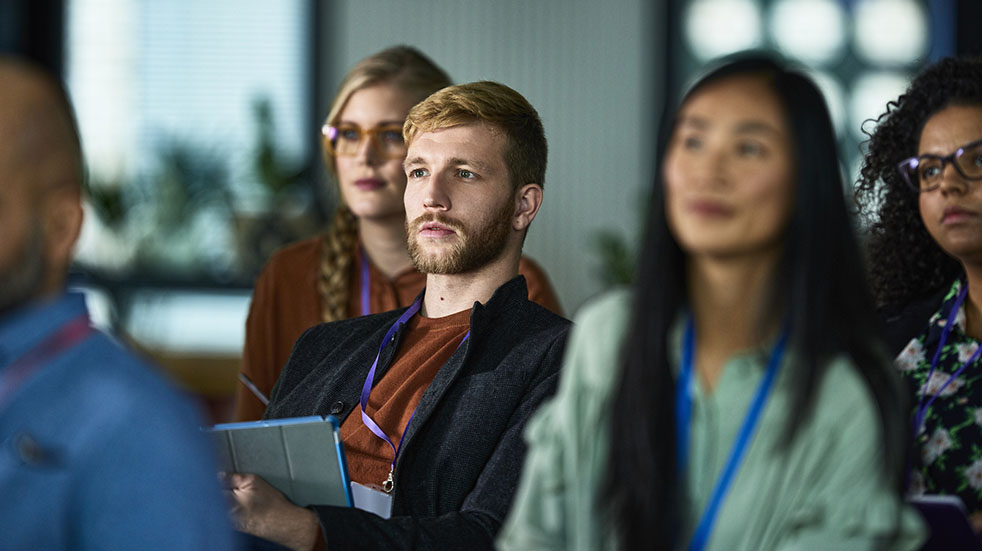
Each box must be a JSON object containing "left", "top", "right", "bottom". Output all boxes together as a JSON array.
[{"left": 351, "top": 481, "right": 393, "bottom": 519}]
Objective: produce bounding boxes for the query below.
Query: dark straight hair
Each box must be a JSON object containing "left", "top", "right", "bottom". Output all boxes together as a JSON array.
[{"left": 605, "top": 53, "right": 907, "bottom": 550}]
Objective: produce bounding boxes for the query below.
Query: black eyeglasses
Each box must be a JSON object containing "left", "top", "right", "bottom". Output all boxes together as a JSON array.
[{"left": 897, "top": 139, "right": 982, "bottom": 193}]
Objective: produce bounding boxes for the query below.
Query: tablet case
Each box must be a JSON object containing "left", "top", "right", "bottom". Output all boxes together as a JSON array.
[{"left": 210, "top": 415, "right": 353, "bottom": 508}]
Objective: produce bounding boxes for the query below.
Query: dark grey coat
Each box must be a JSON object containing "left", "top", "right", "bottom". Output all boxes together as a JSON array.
[{"left": 264, "top": 276, "right": 571, "bottom": 550}]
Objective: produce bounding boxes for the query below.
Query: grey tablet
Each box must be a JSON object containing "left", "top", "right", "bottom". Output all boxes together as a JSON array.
[{"left": 210, "top": 415, "right": 353, "bottom": 508}]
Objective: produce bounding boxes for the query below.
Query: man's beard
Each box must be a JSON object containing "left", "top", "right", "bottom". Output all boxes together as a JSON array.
[
  {"left": 0, "top": 221, "right": 46, "bottom": 319},
  {"left": 406, "top": 196, "right": 514, "bottom": 275}
]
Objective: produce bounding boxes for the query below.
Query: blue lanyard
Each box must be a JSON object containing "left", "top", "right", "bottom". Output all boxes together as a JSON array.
[
  {"left": 358, "top": 296, "right": 469, "bottom": 492},
  {"left": 913, "top": 283, "right": 982, "bottom": 437},
  {"left": 675, "top": 317, "right": 788, "bottom": 551}
]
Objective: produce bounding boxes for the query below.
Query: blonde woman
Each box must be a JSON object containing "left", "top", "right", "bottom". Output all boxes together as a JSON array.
[{"left": 235, "top": 46, "right": 562, "bottom": 421}]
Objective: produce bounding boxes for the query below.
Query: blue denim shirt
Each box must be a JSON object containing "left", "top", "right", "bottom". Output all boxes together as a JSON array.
[{"left": 0, "top": 292, "right": 235, "bottom": 549}]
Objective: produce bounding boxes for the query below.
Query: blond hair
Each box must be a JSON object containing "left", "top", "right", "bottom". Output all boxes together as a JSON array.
[
  {"left": 404, "top": 81, "right": 547, "bottom": 191},
  {"left": 318, "top": 46, "right": 450, "bottom": 322}
]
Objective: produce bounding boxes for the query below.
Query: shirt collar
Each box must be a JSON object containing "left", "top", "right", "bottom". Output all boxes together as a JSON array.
[
  {"left": 481, "top": 275, "right": 529, "bottom": 308},
  {"left": 0, "top": 292, "right": 89, "bottom": 369},
  {"left": 668, "top": 312, "right": 775, "bottom": 380}
]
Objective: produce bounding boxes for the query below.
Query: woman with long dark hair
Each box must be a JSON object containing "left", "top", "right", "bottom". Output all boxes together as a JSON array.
[
  {"left": 499, "top": 54, "right": 923, "bottom": 550},
  {"left": 855, "top": 56, "right": 982, "bottom": 530}
]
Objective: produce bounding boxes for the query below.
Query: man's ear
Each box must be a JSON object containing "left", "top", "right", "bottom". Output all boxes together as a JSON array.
[
  {"left": 512, "top": 183, "right": 543, "bottom": 231},
  {"left": 41, "top": 186, "right": 83, "bottom": 273}
]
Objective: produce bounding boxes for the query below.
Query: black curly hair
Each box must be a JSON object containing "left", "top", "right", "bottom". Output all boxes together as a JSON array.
[{"left": 855, "top": 57, "right": 982, "bottom": 315}]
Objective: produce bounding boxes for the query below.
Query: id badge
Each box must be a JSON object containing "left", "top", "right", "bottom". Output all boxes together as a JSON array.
[{"left": 351, "top": 481, "right": 393, "bottom": 519}]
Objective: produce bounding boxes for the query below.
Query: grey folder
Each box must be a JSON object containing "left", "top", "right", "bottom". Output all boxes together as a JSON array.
[{"left": 210, "top": 415, "right": 353, "bottom": 508}]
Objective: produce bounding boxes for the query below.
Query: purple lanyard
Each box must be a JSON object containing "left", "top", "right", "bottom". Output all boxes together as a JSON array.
[
  {"left": 0, "top": 315, "right": 93, "bottom": 410},
  {"left": 358, "top": 296, "right": 470, "bottom": 492},
  {"left": 913, "top": 284, "right": 982, "bottom": 436},
  {"left": 360, "top": 251, "right": 371, "bottom": 317}
]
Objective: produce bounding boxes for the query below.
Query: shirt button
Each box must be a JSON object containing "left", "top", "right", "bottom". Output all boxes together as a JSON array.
[
  {"left": 15, "top": 433, "right": 47, "bottom": 466},
  {"left": 330, "top": 401, "right": 345, "bottom": 415}
]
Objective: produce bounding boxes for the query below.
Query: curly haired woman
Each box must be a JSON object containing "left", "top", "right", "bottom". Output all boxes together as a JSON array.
[{"left": 856, "top": 56, "right": 982, "bottom": 529}]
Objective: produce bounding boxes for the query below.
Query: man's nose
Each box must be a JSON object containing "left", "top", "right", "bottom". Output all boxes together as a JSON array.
[{"left": 421, "top": 172, "right": 450, "bottom": 210}]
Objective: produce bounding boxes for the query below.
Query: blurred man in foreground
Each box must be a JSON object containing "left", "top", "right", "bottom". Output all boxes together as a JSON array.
[{"left": 0, "top": 56, "right": 234, "bottom": 549}]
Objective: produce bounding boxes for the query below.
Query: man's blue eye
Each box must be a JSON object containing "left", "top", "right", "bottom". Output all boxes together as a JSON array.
[{"left": 459, "top": 170, "right": 475, "bottom": 179}]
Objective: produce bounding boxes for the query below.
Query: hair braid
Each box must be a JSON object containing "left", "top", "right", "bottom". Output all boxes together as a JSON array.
[{"left": 318, "top": 206, "right": 359, "bottom": 322}]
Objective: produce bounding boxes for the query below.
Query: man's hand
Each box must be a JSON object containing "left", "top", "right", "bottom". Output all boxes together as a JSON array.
[{"left": 225, "top": 473, "right": 320, "bottom": 551}]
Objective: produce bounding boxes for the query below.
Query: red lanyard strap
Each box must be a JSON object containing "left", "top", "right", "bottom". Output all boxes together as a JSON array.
[{"left": 0, "top": 316, "right": 93, "bottom": 410}]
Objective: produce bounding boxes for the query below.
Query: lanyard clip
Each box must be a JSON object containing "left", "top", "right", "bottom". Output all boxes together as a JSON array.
[{"left": 383, "top": 469, "right": 394, "bottom": 493}]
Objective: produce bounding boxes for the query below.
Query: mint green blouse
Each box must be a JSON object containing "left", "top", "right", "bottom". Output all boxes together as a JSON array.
[{"left": 498, "top": 290, "right": 924, "bottom": 551}]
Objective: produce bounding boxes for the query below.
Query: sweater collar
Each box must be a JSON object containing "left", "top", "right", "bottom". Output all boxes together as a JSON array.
[{"left": 403, "top": 275, "right": 529, "bottom": 336}]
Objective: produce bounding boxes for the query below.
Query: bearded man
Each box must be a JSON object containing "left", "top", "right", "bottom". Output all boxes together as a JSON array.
[{"left": 229, "top": 81, "right": 570, "bottom": 551}]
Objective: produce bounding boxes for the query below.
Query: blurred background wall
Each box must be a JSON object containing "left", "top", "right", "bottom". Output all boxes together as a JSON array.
[{"left": 1, "top": 0, "right": 979, "bottom": 421}]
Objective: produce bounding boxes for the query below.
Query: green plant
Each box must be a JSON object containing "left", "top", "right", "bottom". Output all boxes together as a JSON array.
[
  {"left": 252, "top": 96, "right": 305, "bottom": 198},
  {"left": 591, "top": 228, "right": 636, "bottom": 287},
  {"left": 85, "top": 177, "right": 128, "bottom": 230}
]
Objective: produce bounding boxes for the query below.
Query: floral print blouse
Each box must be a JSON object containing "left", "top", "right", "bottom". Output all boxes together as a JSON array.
[{"left": 898, "top": 279, "right": 982, "bottom": 512}]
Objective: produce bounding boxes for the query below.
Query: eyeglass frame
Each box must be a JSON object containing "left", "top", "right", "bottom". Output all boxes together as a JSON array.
[
  {"left": 321, "top": 122, "right": 407, "bottom": 159},
  {"left": 897, "top": 138, "right": 982, "bottom": 193}
]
